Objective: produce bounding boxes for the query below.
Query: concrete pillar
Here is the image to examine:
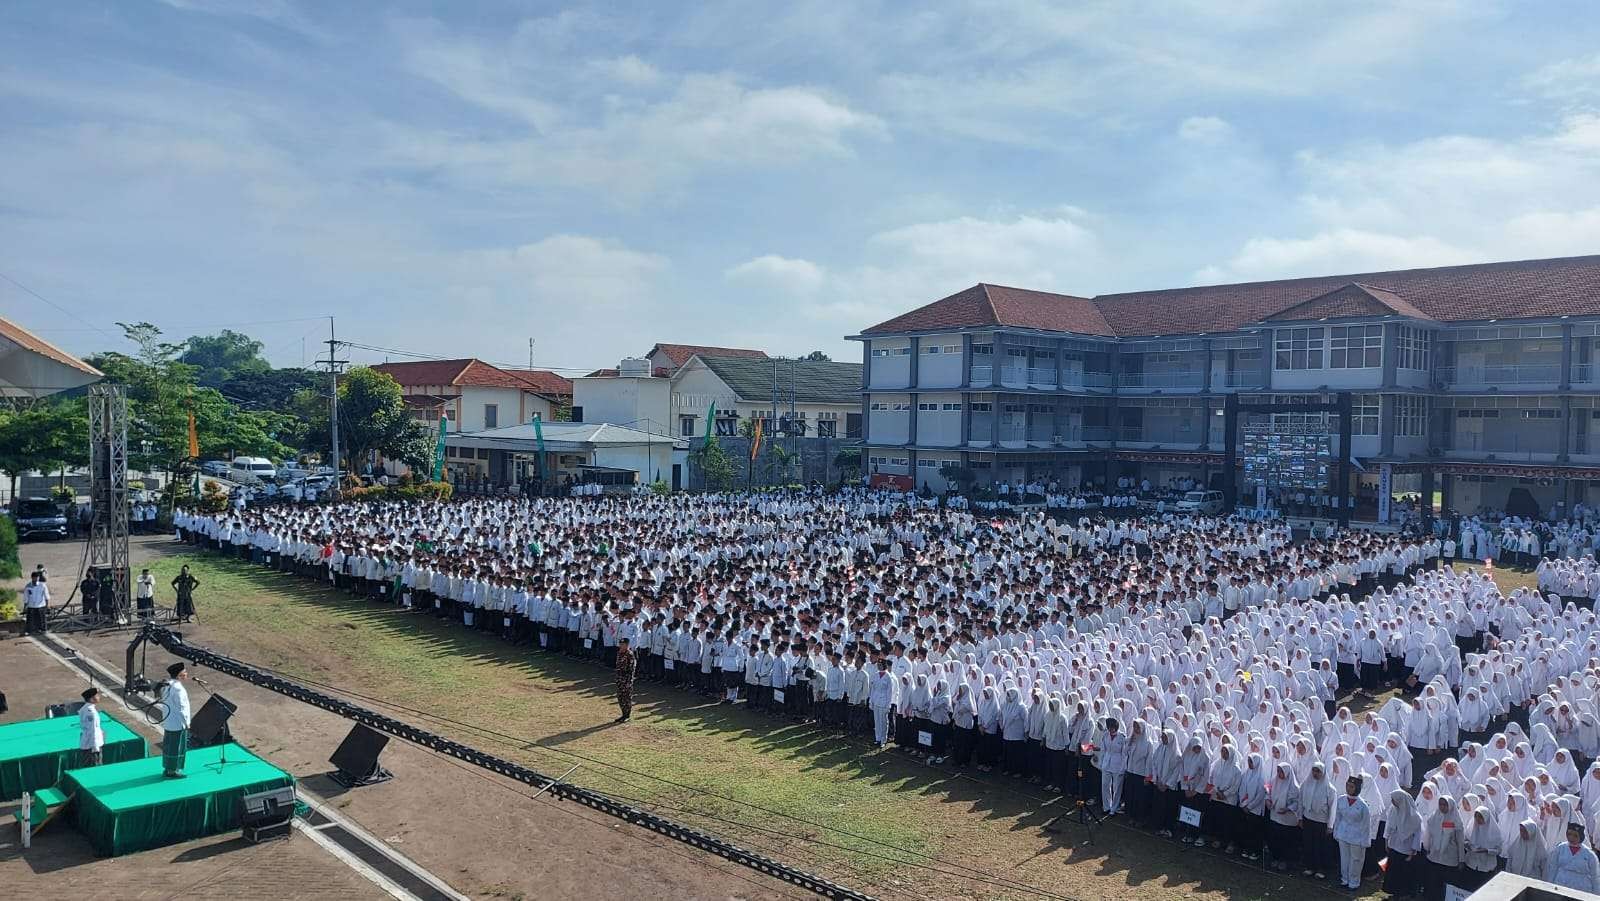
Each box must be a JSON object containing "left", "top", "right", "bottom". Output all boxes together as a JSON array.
[
  {"left": 1561, "top": 323, "right": 1574, "bottom": 391},
  {"left": 861, "top": 340, "right": 871, "bottom": 389},
  {"left": 1381, "top": 323, "right": 1399, "bottom": 389},
  {"left": 1259, "top": 330, "right": 1273, "bottom": 388},
  {"left": 908, "top": 392, "right": 919, "bottom": 448},
  {"left": 961, "top": 395, "right": 972, "bottom": 447},
  {"left": 961, "top": 334, "right": 973, "bottom": 388},
  {"left": 991, "top": 394, "right": 1001, "bottom": 447},
  {"left": 1380, "top": 394, "right": 1397, "bottom": 457},
  {"left": 908, "top": 336, "right": 921, "bottom": 389},
  {"left": 1201, "top": 339, "right": 1213, "bottom": 393},
  {"left": 1560, "top": 394, "right": 1572, "bottom": 463},
  {"left": 1198, "top": 397, "right": 1211, "bottom": 450}
]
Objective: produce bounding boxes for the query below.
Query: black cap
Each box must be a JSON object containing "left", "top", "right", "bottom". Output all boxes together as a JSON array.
[
  {"left": 167, "top": 662, "right": 187, "bottom": 678},
  {"left": 81, "top": 687, "right": 99, "bottom": 702}
]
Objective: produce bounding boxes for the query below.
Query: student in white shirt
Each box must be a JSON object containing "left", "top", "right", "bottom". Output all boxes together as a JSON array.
[
  {"left": 22, "top": 573, "right": 50, "bottom": 635},
  {"left": 78, "top": 687, "right": 105, "bottom": 767},
  {"left": 1330, "top": 775, "right": 1372, "bottom": 891}
]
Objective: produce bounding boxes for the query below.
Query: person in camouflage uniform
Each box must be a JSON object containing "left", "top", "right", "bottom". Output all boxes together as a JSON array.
[{"left": 614, "top": 637, "right": 636, "bottom": 723}]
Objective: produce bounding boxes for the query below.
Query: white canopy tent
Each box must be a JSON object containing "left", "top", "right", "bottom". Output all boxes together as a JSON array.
[{"left": 0, "top": 315, "right": 102, "bottom": 399}]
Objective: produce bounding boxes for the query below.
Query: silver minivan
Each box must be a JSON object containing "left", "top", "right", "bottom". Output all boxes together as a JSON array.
[{"left": 1175, "top": 489, "right": 1225, "bottom": 515}]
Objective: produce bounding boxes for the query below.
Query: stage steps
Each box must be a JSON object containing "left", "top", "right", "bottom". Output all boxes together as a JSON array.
[{"left": 14, "top": 786, "right": 73, "bottom": 839}]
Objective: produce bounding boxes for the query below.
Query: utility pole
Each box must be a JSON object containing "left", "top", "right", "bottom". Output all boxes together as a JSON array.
[
  {"left": 529, "top": 337, "right": 535, "bottom": 372},
  {"left": 320, "top": 317, "right": 348, "bottom": 482}
]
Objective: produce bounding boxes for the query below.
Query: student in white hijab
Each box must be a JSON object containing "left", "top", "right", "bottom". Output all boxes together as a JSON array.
[
  {"left": 1265, "top": 761, "right": 1300, "bottom": 872},
  {"left": 1504, "top": 818, "right": 1549, "bottom": 879},
  {"left": 1382, "top": 787, "right": 1423, "bottom": 898},
  {"left": 1462, "top": 805, "right": 1504, "bottom": 890},
  {"left": 1423, "top": 793, "right": 1465, "bottom": 901}
]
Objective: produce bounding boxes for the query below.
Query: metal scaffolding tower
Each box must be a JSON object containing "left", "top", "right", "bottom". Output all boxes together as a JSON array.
[{"left": 87, "top": 382, "right": 130, "bottom": 620}]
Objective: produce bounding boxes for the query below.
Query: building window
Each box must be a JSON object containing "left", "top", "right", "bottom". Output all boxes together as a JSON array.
[
  {"left": 918, "top": 402, "right": 938, "bottom": 411},
  {"left": 714, "top": 417, "right": 737, "bottom": 437},
  {"left": 816, "top": 419, "right": 836, "bottom": 437},
  {"left": 1329, "top": 325, "right": 1382, "bottom": 369},
  {"left": 969, "top": 402, "right": 993, "bottom": 412},
  {"left": 1521, "top": 409, "right": 1560, "bottom": 420},
  {"left": 941, "top": 403, "right": 962, "bottom": 411},
  {"left": 483, "top": 404, "right": 498, "bottom": 428},
  {"left": 845, "top": 413, "right": 862, "bottom": 438},
  {"left": 1006, "top": 348, "right": 1027, "bottom": 358},
  {"left": 971, "top": 344, "right": 993, "bottom": 356},
  {"left": 680, "top": 415, "right": 696, "bottom": 437},
  {"left": 1352, "top": 394, "right": 1379, "bottom": 436},
  {"left": 917, "top": 458, "right": 938, "bottom": 468},
  {"left": 871, "top": 346, "right": 911, "bottom": 357},
  {"left": 477, "top": 448, "right": 491, "bottom": 460},
  {"left": 1274, "top": 327, "right": 1325, "bottom": 370},
  {"left": 1395, "top": 395, "right": 1428, "bottom": 437},
  {"left": 1397, "top": 326, "right": 1432, "bottom": 371},
  {"left": 444, "top": 407, "right": 456, "bottom": 422}
]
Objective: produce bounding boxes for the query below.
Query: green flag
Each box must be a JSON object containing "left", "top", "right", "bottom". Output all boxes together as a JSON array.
[
  {"left": 431, "top": 415, "right": 447, "bottom": 481},
  {"left": 532, "top": 413, "right": 547, "bottom": 481},
  {"left": 702, "top": 401, "right": 716, "bottom": 449}
]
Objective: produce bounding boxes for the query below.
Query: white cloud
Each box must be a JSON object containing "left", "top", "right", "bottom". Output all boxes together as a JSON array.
[
  {"left": 767, "top": 213, "right": 1105, "bottom": 329},
  {"left": 457, "top": 235, "right": 669, "bottom": 308},
  {"left": 1201, "top": 113, "right": 1600, "bottom": 283},
  {"left": 1178, "top": 115, "right": 1233, "bottom": 144},
  {"left": 725, "top": 255, "right": 826, "bottom": 294},
  {"left": 589, "top": 54, "right": 662, "bottom": 87},
  {"left": 1522, "top": 53, "right": 1600, "bottom": 104}
]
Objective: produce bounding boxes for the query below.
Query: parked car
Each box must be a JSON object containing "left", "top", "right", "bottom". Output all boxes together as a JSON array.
[
  {"left": 201, "top": 460, "right": 231, "bottom": 477},
  {"left": 1174, "top": 489, "right": 1226, "bottom": 515},
  {"left": 275, "top": 465, "right": 310, "bottom": 484},
  {"left": 231, "top": 456, "right": 277, "bottom": 484},
  {"left": 13, "top": 496, "right": 68, "bottom": 541}
]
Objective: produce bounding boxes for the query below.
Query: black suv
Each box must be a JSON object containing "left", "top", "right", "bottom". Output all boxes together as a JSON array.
[{"left": 13, "top": 497, "right": 68, "bottom": 541}]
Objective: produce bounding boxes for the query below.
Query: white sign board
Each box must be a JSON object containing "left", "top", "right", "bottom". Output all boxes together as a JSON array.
[
  {"left": 1178, "top": 806, "right": 1203, "bottom": 827},
  {"left": 583, "top": 639, "right": 593, "bottom": 649},
  {"left": 772, "top": 689, "right": 785, "bottom": 704},
  {"left": 663, "top": 658, "right": 674, "bottom": 669},
  {"left": 1442, "top": 885, "right": 1471, "bottom": 901},
  {"left": 918, "top": 731, "right": 934, "bottom": 747}
]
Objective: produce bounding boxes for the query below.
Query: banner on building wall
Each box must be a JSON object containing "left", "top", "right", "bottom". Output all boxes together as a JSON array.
[
  {"left": 869, "top": 473, "right": 913, "bottom": 491},
  {"left": 1377, "top": 463, "right": 1394, "bottom": 523}
]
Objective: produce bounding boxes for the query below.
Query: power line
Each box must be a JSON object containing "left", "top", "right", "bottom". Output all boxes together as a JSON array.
[{"left": 0, "top": 269, "right": 119, "bottom": 342}]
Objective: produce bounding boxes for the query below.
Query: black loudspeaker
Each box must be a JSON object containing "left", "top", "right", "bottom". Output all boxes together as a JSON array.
[
  {"left": 239, "top": 785, "right": 296, "bottom": 843},
  {"left": 329, "top": 723, "right": 393, "bottom": 787},
  {"left": 190, "top": 694, "right": 238, "bottom": 748}
]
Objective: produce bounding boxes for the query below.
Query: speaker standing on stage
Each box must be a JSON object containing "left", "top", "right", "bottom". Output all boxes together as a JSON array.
[
  {"left": 22, "top": 572, "right": 50, "bottom": 635},
  {"left": 614, "top": 637, "right": 636, "bottom": 723},
  {"left": 78, "top": 687, "right": 104, "bottom": 767},
  {"left": 161, "top": 662, "right": 192, "bottom": 778},
  {"left": 135, "top": 568, "right": 155, "bottom": 619},
  {"left": 171, "top": 566, "right": 199, "bottom": 623}
]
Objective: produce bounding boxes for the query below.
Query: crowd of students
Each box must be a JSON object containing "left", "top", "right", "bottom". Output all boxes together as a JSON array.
[{"left": 169, "top": 488, "right": 1600, "bottom": 896}]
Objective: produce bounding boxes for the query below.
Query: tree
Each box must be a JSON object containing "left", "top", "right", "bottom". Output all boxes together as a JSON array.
[
  {"left": 181, "top": 330, "right": 270, "bottom": 389},
  {"left": 833, "top": 447, "right": 862, "bottom": 471},
  {"left": 802, "top": 351, "right": 832, "bottom": 362},
  {"left": 693, "top": 437, "right": 737, "bottom": 491},
  {"left": 0, "top": 399, "right": 90, "bottom": 499},
  {"left": 939, "top": 463, "right": 978, "bottom": 493},
  {"left": 334, "top": 367, "right": 416, "bottom": 472}
]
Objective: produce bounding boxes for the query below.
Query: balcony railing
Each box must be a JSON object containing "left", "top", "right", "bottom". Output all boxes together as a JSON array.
[
  {"left": 969, "top": 364, "right": 993, "bottom": 384},
  {"left": 1080, "top": 427, "right": 1116, "bottom": 442},
  {"left": 1438, "top": 363, "right": 1561, "bottom": 385},
  {"left": 1224, "top": 370, "right": 1266, "bottom": 388},
  {"left": 1449, "top": 431, "right": 1560, "bottom": 461},
  {"left": 1575, "top": 363, "right": 1599, "bottom": 384},
  {"left": 1118, "top": 371, "right": 1200, "bottom": 389},
  {"left": 1027, "top": 367, "right": 1058, "bottom": 386}
]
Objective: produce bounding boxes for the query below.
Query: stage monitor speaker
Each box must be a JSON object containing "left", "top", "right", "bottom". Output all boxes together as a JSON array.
[
  {"left": 329, "top": 723, "right": 393, "bottom": 788},
  {"left": 240, "top": 785, "right": 296, "bottom": 843},
  {"left": 190, "top": 694, "right": 238, "bottom": 748},
  {"left": 45, "top": 700, "right": 86, "bottom": 719}
]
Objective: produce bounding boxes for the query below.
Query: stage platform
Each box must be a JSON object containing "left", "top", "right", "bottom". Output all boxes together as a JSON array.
[
  {"left": 0, "top": 711, "right": 147, "bottom": 801},
  {"left": 61, "top": 742, "right": 295, "bottom": 856}
]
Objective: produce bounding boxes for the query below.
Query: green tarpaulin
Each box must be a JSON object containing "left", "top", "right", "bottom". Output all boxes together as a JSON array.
[
  {"left": 63, "top": 742, "right": 295, "bottom": 856},
  {"left": 0, "top": 711, "right": 146, "bottom": 801}
]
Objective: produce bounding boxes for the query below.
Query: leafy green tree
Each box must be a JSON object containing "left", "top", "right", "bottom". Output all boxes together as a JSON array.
[
  {"left": 0, "top": 398, "right": 90, "bottom": 499},
  {"left": 801, "top": 350, "right": 832, "bottom": 362},
  {"left": 693, "top": 438, "right": 737, "bottom": 491},
  {"left": 181, "top": 330, "right": 270, "bottom": 388},
  {"left": 333, "top": 367, "right": 416, "bottom": 472}
]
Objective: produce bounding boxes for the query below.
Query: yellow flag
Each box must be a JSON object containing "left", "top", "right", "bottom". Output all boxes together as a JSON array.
[
  {"left": 750, "top": 417, "right": 763, "bottom": 461},
  {"left": 187, "top": 408, "right": 200, "bottom": 459}
]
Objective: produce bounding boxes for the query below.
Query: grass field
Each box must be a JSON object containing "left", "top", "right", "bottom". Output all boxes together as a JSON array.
[{"left": 140, "top": 549, "right": 1539, "bottom": 901}]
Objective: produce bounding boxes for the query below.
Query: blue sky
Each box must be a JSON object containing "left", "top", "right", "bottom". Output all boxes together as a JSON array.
[{"left": 4, "top": 1, "right": 1600, "bottom": 373}]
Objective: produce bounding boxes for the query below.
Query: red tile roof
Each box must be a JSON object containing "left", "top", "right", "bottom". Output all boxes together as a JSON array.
[
  {"left": 862, "top": 255, "right": 1600, "bottom": 337},
  {"left": 371, "top": 359, "right": 566, "bottom": 397},
  {"left": 1262, "top": 283, "right": 1433, "bottom": 322},
  {"left": 861, "top": 284, "right": 1111, "bottom": 336},
  {"left": 648, "top": 343, "right": 768, "bottom": 368},
  {"left": 505, "top": 368, "right": 574, "bottom": 397}
]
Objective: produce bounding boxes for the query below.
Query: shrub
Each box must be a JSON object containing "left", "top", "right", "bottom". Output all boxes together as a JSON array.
[
  {"left": 199, "top": 479, "right": 230, "bottom": 513},
  {"left": 50, "top": 485, "right": 75, "bottom": 502},
  {"left": 0, "top": 587, "right": 17, "bottom": 622},
  {"left": 649, "top": 478, "right": 670, "bottom": 495},
  {"left": 344, "top": 481, "right": 452, "bottom": 502},
  {"left": 0, "top": 516, "right": 19, "bottom": 580}
]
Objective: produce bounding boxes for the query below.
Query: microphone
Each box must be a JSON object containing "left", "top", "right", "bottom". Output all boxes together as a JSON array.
[{"left": 194, "top": 676, "right": 212, "bottom": 689}]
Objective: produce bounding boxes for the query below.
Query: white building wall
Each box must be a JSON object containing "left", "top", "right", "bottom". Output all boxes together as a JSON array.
[
  {"left": 916, "top": 334, "right": 964, "bottom": 388},
  {"left": 868, "top": 338, "right": 913, "bottom": 388},
  {"left": 592, "top": 442, "right": 676, "bottom": 485},
  {"left": 915, "top": 392, "right": 962, "bottom": 446},
  {"left": 868, "top": 393, "right": 911, "bottom": 445},
  {"left": 915, "top": 452, "right": 961, "bottom": 492},
  {"left": 575, "top": 376, "right": 673, "bottom": 435},
  {"left": 455, "top": 386, "right": 531, "bottom": 432}
]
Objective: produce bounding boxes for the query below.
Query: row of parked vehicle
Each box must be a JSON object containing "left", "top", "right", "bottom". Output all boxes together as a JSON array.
[{"left": 199, "top": 457, "right": 338, "bottom": 493}]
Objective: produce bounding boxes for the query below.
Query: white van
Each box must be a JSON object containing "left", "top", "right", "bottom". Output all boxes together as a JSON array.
[
  {"left": 1175, "top": 489, "right": 1225, "bottom": 515},
  {"left": 230, "top": 456, "right": 277, "bottom": 484}
]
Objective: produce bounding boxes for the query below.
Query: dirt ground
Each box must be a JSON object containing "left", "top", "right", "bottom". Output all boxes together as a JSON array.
[
  {"left": 3, "top": 538, "right": 801, "bottom": 901},
  {"left": 10, "top": 536, "right": 1533, "bottom": 901}
]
